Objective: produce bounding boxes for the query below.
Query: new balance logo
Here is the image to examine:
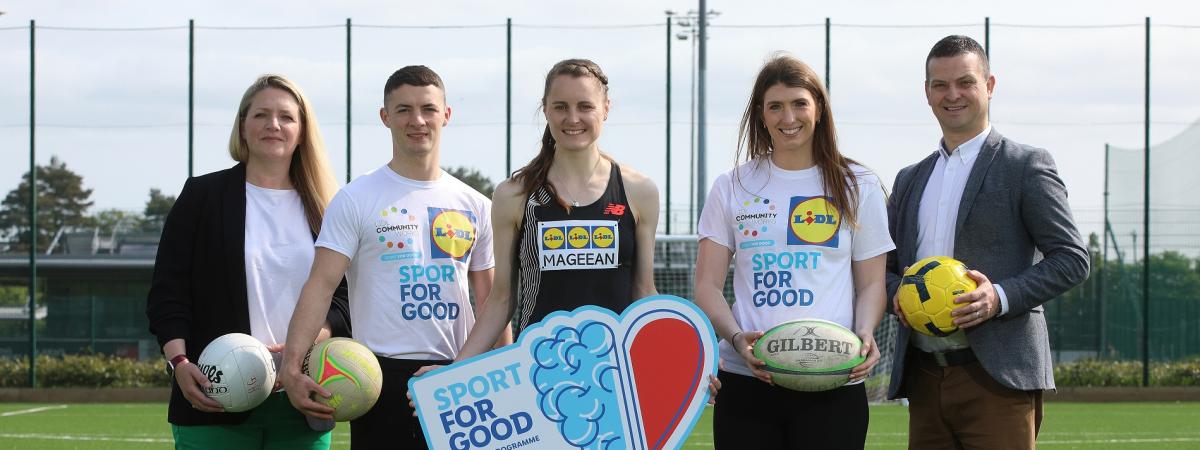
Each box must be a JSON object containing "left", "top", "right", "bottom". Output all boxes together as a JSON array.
[{"left": 602, "top": 203, "right": 626, "bottom": 216}]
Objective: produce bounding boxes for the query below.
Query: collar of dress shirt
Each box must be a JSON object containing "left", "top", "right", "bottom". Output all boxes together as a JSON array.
[{"left": 938, "top": 126, "right": 991, "bottom": 165}]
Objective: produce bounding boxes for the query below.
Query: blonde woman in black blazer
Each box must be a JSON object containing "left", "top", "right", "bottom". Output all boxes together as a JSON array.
[{"left": 146, "top": 75, "right": 348, "bottom": 450}]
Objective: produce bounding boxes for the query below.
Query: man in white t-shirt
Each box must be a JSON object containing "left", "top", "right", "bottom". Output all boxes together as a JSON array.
[{"left": 280, "top": 66, "right": 502, "bottom": 449}]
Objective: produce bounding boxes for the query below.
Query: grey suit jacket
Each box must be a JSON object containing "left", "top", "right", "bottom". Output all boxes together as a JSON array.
[{"left": 885, "top": 129, "right": 1089, "bottom": 397}]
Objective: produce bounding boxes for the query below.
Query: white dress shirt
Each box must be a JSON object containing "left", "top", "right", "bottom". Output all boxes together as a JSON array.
[{"left": 912, "top": 126, "right": 1010, "bottom": 352}]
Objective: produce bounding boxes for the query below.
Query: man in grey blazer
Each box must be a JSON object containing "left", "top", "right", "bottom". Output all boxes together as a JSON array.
[{"left": 885, "top": 35, "right": 1089, "bottom": 449}]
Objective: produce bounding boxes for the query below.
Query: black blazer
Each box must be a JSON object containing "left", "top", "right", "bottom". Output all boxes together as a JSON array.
[{"left": 146, "top": 163, "right": 350, "bottom": 426}]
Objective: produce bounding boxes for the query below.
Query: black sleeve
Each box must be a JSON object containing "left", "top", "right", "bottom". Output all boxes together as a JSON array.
[
  {"left": 324, "top": 277, "right": 352, "bottom": 338},
  {"left": 146, "top": 177, "right": 203, "bottom": 349}
]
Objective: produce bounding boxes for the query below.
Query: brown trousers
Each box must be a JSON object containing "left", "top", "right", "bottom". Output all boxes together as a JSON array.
[{"left": 906, "top": 352, "right": 1044, "bottom": 450}]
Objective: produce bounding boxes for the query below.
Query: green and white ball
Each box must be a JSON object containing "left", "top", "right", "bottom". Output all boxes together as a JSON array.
[
  {"left": 753, "top": 319, "right": 865, "bottom": 392},
  {"left": 302, "top": 338, "right": 383, "bottom": 421}
]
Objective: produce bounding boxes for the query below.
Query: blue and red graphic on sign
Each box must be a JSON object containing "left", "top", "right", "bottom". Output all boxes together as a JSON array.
[{"left": 409, "top": 296, "right": 717, "bottom": 450}]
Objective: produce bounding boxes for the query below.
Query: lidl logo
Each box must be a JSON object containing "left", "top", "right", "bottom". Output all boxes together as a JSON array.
[
  {"left": 543, "top": 225, "right": 612, "bottom": 250},
  {"left": 537, "top": 220, "right": 620, "bottom": 271},
  {"left": 428, "top": 207, "right": 477, "bottom": 261},
  {"left": 542, "top": 227, "right": 566, "bottom": 250},
  {"left": 787, "top": 196, "right": 840, "bottom": 247},
  {"left": 568, "top": 227, "right": 591, "bottom": 249},
  {"left": 591, "top": 226, "right": 615, "bottom": 249}
]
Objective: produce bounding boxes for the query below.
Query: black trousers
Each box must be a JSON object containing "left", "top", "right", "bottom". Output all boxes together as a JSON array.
[
  {"left": 713, "top": 370, "right": 868, "bottom": 450},
  {"left": 349, "top": 356, "right": 451, "bottom": 450}
]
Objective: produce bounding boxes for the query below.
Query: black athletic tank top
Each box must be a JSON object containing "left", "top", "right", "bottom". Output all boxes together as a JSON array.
[{"left": 513, "top": 162, "right": 638, "bottom": 334}]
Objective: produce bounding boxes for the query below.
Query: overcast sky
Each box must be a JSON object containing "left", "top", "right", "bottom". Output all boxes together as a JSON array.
[{"left": 1, "top": 0, "right": 1197, "bottom": 248}]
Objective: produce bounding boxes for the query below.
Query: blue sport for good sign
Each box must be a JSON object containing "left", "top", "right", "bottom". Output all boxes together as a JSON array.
[{"left": 409, "top": 295, "right": 718, "bottom": 450}]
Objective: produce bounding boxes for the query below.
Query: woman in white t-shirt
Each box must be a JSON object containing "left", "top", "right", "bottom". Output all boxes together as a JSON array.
[
  {"left": 147, "top": 74, "right": 349, "bottom": 449},
  {"left": 693, "top": 54, "right": 895, "bottom": 449}
]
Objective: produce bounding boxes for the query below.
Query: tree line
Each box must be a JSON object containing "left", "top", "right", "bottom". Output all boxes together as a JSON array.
[{"left": 0, "top": 158, "right": 495, "bottom": 254}]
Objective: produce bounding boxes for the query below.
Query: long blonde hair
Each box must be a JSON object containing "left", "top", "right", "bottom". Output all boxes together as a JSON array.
[{"left": 228, "top": 74, "right": 337, "bottom": 235}]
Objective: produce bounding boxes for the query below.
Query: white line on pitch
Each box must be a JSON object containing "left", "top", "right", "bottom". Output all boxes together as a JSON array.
[
  {"left": 1041, "top": 437, "right": 1200, "bottom": 445},
  {"left": 864, "top": 437, "right": 1200, "bottom": 447},
  {"left": 0, "top": 433, "right": 171, "bottom": 444},
  {"left": 0, "top": 405, "right": 67, "bottom": 417}
]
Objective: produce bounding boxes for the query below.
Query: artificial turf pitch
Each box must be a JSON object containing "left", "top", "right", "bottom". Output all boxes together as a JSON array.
[{"left": 1, "top": 402, "right": 1198, "bottom": 449}]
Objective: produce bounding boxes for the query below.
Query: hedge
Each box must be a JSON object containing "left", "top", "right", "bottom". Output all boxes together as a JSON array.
[
  {"left": 0, "top": 354, "right": 170, "bottom": 388},
  {"left": 1055, "top": 358, "right": 1200, "bottom": 387},
  {"left": 0, "top": 354, "right": 1197, "bottom": 388}
]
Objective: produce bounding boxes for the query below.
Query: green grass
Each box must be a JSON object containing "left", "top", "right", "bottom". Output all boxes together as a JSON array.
[{"left": 1, "top": 402, "right": 1198, "bottom": 449}]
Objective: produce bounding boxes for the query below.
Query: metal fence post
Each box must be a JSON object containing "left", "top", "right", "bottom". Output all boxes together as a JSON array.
[
  {"left": 28, "top": 19, "right": 38, "bottom": 388},
  {"left": 1101, "top": 143, "right": 1109, "bottom": 356},
  {"left": 346, "top": 18, "right": 352, "bottom": 183},
  {"left": 188, "top": 19, "right": 194, "bottom": 178},
  {"left": 665, "top": 17, "right": 672, "bottom": 235},
  {"left": 984, "top": 17, "right": 990, "bottom": 58},
  {"left": 825, "top": 17, "right": 830, "bottom": 92},
  {"left": 696, "top": 0, "right": 708, "bottom": 216},
  {"left": 1141, "top": 16, "right": 1151, "bottom": 387},
  {"left": 506, "top": 18, "right": 512, "bottom": 177}
]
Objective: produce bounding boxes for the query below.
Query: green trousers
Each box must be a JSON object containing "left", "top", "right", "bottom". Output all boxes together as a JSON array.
[{"left": 171, "top": 392, "right": 331, "bottom": 450}]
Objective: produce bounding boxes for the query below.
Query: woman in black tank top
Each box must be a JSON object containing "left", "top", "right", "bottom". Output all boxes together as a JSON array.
[
  {"left": 452, "top": 58, "right": 660, "bottom": 359},
  {"left": 513, "top": 162, "right": 638, "bottom": 331}
]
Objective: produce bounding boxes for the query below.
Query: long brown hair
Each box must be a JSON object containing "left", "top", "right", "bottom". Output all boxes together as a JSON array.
[
  {"left": 228, "top": 74, "right": 338, "bottom": 235},
  {"left": 736, "top": 54, "right": 862, "bottom": 228},
  {"left": 512, "top": 59, "right": 611, "bottom": 209}
]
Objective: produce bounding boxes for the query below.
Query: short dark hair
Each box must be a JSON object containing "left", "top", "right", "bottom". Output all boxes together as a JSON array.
[
  {"left": 925, "top": 35, "right": 990, "bottom": 80},
  {"left": 383, "top": 65, "right": 444, "bottom": 104}
]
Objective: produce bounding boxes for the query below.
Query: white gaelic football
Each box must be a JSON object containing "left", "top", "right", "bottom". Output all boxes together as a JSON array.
[
  {"left": 752, "top": 319, "right": 865, "bottom": 392},
  {"left": 196, "top": 333, "right": 276, "bottom": 412}
]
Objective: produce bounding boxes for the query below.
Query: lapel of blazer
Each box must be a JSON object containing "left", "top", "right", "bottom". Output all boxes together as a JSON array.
[
  {"left": 903, "top": 153, "right": 939, "bottom": 264},
  {"left": 223, "top": 163, "right": 251, "bottom": 331},
  {"left": 954, "top": 128, "right": 1003, "bottom": 238}
]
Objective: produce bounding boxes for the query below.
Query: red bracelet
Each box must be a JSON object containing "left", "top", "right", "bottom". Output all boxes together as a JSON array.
[{"left": 168, "top": 354, "right": 189, "bottom": 369}]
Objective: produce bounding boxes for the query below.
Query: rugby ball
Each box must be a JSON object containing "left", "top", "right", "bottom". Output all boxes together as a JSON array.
[
  {"left": 752, "top": 319, "right": 865, "bottom": 392},
  {"left": 196, "top": 333, "right": 276, "bottom": 412},
  {"left": 302, "top": 338, "right": 383, "bottom": 421}
]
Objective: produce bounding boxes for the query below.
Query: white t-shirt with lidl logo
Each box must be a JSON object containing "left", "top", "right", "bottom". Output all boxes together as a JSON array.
[
  {"left": 317, "top": 165, "right": 494, "bottom": 360},
  {"left": 698, "top": 159, "right": 895, "bottom": 377}
]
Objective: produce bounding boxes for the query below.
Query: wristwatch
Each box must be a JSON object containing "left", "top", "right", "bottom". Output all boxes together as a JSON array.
[{"left": 165, "top": 354, "right": 190, "bottom": 376}]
